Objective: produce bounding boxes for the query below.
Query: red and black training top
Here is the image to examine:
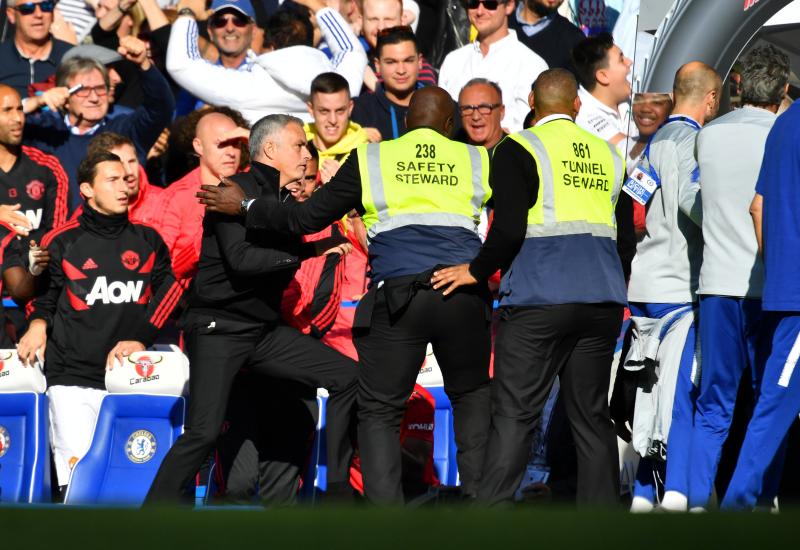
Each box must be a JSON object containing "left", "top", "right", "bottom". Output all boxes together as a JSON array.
[
  {"left": 0, "top": 146, "right": 69, "bottom": 250},
  {"left": 29, "top": 204, "right": 183, "bottom": 389}
]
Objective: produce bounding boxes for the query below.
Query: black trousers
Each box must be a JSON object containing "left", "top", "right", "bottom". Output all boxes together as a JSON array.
[
  {"left": 217, "top": 374, "right": 317, "bottom": 506},
  {"left": 145, "top": 314, "right": 357, "bottom": 504},
  {"left": 353, "top": 286, "right": 492, "bottom": 504},
  {"left": 478, "top": 304, "right": 622, "bottom": 506}
]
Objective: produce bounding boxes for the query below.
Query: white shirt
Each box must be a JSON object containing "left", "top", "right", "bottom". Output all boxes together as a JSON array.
[
  {"left": 166, "top": 9, "right": 367, "bottom": 124},
  {"left": 439, "top": 30, "right": 548, "bottom": 132}
]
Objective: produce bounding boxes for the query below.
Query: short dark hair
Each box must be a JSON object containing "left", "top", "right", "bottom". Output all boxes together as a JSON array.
[
  {"left": 306, "top": 141, "right": 319, "bottom": 161},
  {"left": 78, "top": 150, "right": 121, "bottom": 186},
  {"left": 375, "top": 25, "right": 418, "bottom": 58},
  {"left": 87, "top": 132, "right": 134, "bottom": 158},
  {"left": 740, "top": 45, "right": 790, "bottom": 107},
  {"left": 571, "top": 32, "right": 614, "bottom": 92},
  {"left": 310, "top": 72, "right": 350, "bottom": 98},
  {"left": 264, "top": 9, "right": 314, "bottom": 49}
]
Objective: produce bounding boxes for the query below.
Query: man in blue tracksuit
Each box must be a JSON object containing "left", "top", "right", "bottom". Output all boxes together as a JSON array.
[
  {"left": 687, "top": 45, "right": 790, "bottom": 511},
  {"left": 721, "top": 97, "right": 800, "bottom": 511}
]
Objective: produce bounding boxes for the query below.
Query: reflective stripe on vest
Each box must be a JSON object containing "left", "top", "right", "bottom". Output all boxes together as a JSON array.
[
  {"left": 513, "top": 120, "right": 623, "bottom": 240},
  {"left": 358, "top": 129, "right": 490, "bottom": 240}
]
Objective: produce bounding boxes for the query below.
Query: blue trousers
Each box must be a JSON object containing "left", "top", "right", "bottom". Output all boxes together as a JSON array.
[
  {"left": 721, "top": 313, "right": 800, "bottom": 510},
  {"left": 630, "top": 302, "right": 698, "bottom": 501},
  {"left": 687, "top": 296, "right": 775, "bottom": 508}
]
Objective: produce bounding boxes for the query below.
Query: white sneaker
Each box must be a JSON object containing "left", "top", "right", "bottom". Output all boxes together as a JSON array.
[
  {"left": 630, "top": 495, "right": 654, "bottom": 513},
  {"left": 660, "top": 490, "right": 688, "bottom": 512}
]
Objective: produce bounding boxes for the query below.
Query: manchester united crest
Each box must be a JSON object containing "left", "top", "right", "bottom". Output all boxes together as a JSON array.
[
  {"left": 26, "top": 179, "right": 45, "bottom": 201},
  {"left": 121, "top": 250, "right": 140, "bottom": 271},
  {"left": 125, "top": 429, "right": 157, "bottom": 463},
  {"left": 0, "top": 425, "right": 10, "bottom": 458}
]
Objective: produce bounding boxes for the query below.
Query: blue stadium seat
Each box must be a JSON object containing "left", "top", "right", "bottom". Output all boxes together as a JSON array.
[
  {"left": 64, "top": 394, "right": 185, "bottom": 505},
  {"left": 0, "top": 392, "right": 51, "bottom": 503},
  {"left": 300, "top": 392, "right": 327, "bottom": 500},
  {"left": 427, "top": 386, "right": 459, "bottom": 486}
]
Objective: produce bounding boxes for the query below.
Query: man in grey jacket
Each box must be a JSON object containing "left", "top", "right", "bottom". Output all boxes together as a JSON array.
[
  {"left": 625, "top": 61, "right": 721, "bottom": 512},
  {"left": 687, "top": 45, "right": 790, "bottom": 511}
]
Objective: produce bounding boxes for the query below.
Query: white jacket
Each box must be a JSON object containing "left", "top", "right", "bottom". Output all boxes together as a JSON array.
[
  {"left": 625, "top": 306, "right": 699, "bottom": 460},
  {"left": 167, "top": 9, "right": 367, "bottom": 124}
]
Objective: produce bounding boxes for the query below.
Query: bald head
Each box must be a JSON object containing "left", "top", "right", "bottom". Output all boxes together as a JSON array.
[
  {"left": 193, "top": 112, "right": 242, "bottom": 178},
  {"left": 532, "top": 69, "right": 580, "bottom": 121},
  {"left": 672, "top": 61, "right": 722, "bottom": 124},
  {"left": 673, "top": 61, "right": 722, "bottom": 104},
  {"left": 406, "top": 87, "right": 455, "bottom": 136},
  {"left": 0, "top": 84, "right": 24, "bottom": 149}
]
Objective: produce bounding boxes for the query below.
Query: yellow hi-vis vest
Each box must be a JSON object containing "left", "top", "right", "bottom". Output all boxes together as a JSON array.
[
  {"left": 498, "top": 117, "right": 627, "bottom": 307},
  {"left": 509, "top": 117, "right": 624, "bottom": 239},
  {"left": 356, "top": 128, "right": 491, "bottom": 241}
]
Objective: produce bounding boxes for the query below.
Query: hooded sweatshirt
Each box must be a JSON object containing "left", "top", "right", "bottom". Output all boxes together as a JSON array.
[{"left": 304, "top": 121, "right": 370, "bottom": 164}]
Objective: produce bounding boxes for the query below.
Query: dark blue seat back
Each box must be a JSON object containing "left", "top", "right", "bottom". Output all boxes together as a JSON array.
[
  {"left": 0, "top": 392, "right": 50, "bottom": 503},
  {"left": 426, "top": 386, "right": 459, "bottom": 486},
  {"left": 64, "top": 394, "right": 185, "bottom": 505}
]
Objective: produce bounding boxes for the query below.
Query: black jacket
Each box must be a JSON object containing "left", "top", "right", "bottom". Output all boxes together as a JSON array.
[
  {"left": 351, "top": 86, "right": 409, "bottom": 141},
  {"left": 189, "top": 162, "right": 316, "bottom": 324},
  {"left": 30, "top": 205, "right": 181, "bottom": 389},
  {"left": 508, "top": 13, "right": 586, "bottom": 74}
]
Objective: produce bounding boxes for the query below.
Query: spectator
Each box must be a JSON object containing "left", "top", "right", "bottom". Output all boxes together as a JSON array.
[
  {"left": 439, "top": 0, "right": 548, "bottom": 132},
  {"left": 55, "top": 45, "right": 130, "bottom": 118},
  {"left": 22, "top": 36, "right": 175, "bottom": 213},
  {"left": 0, "top": 84, "right": 69, "bottom": 248},
  {"left": 360, "top": 0, "right": 435, "bottom": 91},
  {"left": 306, "top": 72, "right": 372, "bottom": 183},
  {"left": 690, "top": 45, "right": 790, "bottom": 512},
  {"left": 508, "top": 0, "right": 586, "bottom": 73},
  {"left": 84, "top": 132, "right": 163, "bottom": 227},
  {"left": 626, "top": 92, "right": 671, "bottom": 236},
  {"left": 158, "top": 108, "right": 249, "bottom": 283},
  {"left": 167, "top": 0, "right": 367, "bottom": 125},
  {"left": 17, "top": 149, "right": 181, "bottom": 493},
  {"left": 351, "top": 25, "right": 421, "bottom": 140},
  {"left": 0, "top": 0, "right": 73, "bottom": 98},
  {"left": 572, "top": 32, "right": 632, "bottom": 148},
  {"left": 457, "top": 78, "right": 506, "bottom": 153}
]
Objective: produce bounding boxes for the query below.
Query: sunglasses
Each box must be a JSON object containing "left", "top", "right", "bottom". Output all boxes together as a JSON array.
[
  {"left": 209, "top": 12, "right": 250, "bottom": 29},
  {"left": 459, "top": 103, "right": 501, "bottom": 116},
  {"left": 14, "top": 0, "right": 55, "bottom": 15},
  {"left": 466, "top": 0, "right": 505, "bottom": 10}
]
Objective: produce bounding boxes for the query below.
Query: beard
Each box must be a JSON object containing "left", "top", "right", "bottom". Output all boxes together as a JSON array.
[{"left": 527, "top": 0, "right": 559, "bottom": 17}]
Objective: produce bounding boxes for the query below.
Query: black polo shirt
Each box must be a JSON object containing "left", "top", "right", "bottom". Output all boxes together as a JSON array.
[{"left": 0, "top": 36, "right": 73, "bottom": 98}]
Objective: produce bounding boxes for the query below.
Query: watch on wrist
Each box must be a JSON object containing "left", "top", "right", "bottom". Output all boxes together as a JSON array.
[{"left": 177, "top": 7, "right": 195, "bottom": 17}]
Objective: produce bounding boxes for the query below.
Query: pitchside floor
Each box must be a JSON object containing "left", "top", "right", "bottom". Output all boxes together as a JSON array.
[{"left": 4, "top": 506, "right": 799, "bottom": 549}]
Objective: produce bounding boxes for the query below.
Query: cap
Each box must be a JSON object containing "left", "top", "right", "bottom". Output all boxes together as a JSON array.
[
  {"left": 62, "top": 44, "right": 123, "bottom": 66},
  {"left": 210, "top": 0, "right": 255, "bottom": 20}
]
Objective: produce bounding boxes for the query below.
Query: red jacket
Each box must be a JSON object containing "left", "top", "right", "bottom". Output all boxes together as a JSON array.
[
  {"left": 156, "top": 167, "right": 205, "bottom": 282},
  {"left": 281, "top": 218, "right": 368, "bottom": 361}
]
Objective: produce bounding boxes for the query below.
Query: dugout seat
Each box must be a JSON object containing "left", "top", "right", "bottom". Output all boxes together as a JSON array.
[
  {"left": 300, "top": 390, "right": 328, "bottom": 500},
  {"left": 427, "top": 386, "right": 459, "bottom": 486},
  {"left": 0, "top": 350, "right": 51, "bottom": 503},
  {"left": 64, "top": 349, "right": 189, "bottom": 505}
]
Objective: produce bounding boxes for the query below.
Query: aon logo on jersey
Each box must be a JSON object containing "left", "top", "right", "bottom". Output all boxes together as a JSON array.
[
  {"left": 24, "top": 209, "right": 43, "bottom": 230},
  {"left": 86, "top": 276, "right": 144, "bottom": 306}
]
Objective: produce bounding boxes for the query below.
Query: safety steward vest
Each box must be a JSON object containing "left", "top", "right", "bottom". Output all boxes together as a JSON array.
[
  {"left": 356, "top": 128, "right": 491, "bottom": 242},
  {"left": 499, "top": 117, "right": 628, "bottom": 306}
]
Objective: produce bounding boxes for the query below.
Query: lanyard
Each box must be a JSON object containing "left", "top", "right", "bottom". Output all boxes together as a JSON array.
[
  {"left": 643, "top": 115, "right": 701, "bottom": 160},
  {"left": 389, "top": 104, "right": 399, "bottom": 140}
]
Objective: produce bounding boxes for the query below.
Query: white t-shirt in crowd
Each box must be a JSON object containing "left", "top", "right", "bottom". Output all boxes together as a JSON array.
[{"left": 439, "top": 30, "right": 548, "bottom": 132}]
